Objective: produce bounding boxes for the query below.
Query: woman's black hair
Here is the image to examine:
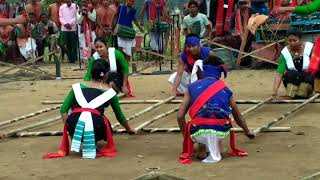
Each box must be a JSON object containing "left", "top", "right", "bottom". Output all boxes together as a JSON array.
[
  {"left": 91, "top": 59, "right": 110, "bottom": 81},
  {"left": 203, "top": 54, "right": 225, "bottom": 66},
  {"left": 94, "top": 37, "right": 107, "bottom": 46},
  {"left": 188, "top": 0, "right": 199, "bottom": 8},
  {"left": 286, "top": 27, "right": 302, "bottom": 39}
]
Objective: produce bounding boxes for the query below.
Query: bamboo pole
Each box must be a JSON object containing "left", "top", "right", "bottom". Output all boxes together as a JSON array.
[
  {"left": 0, "top": 51, "right": 56, "bottom": 76},
  {"left": 12, "top": 127, "right": 290, "bottom": 137},
  {"left": 241, "top": 96, "right": 273, "bottom": 116},
  {"left": 236, "top": 39, "right": 285, "bottom": 65},
  {"left": 0, "top": 105, "right": 61, "bottom": 127},
  {"left": 42, "top": 98, "right": 320, "bottom": 105},
  {"left": 207, "top": 40, "right": 278, "bottom": 65},
  {"left": 134, "top": 107, "right": 179, "bottom": 131},
  {"left": 4, "top": 116, "right": 60, "bottom": 137},
  {"left": 0, "top": 61, "right": 40, "bottom": 75},
  {"left": 117, "top": 127, "right": 291, "bottom": 133},
  {"left": 253, "top": 93, "right": 320, "bottom": 135},
  {"left": 137, "top": 49, "right": 178, "bottom": 62},
  {"left": 112, "top": 96, "right": 175, "bottom": 129}
]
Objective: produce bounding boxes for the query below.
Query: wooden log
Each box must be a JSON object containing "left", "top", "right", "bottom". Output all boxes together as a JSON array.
[
  {"left": 9, "top": 127, "right": 291, "bottom": 137},
  {"left": 112, "top": 96, "right": 175, "bottom": 129},
  {"left": 207, "top": 40, "right": 278, "bottom": 65},
  {"left": 0, "top": 105, "right": 61, "bottom": 127},
  {"left": 41, "top": 98, "right": 320, "bottom": 105},
  {"left": 134, "top": 107, "right": 179, "bottom": 131},
  {"left": 253, "top": 93, "right": 320, "bottom": 135},
  {"left": 4, "top": 116, "right": 60, "bottom": 137},
  {"left": 241, "top": 96, "right": 272, "bottom": 116}
]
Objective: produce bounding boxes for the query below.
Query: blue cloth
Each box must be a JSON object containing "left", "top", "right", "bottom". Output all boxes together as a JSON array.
[
  {"left": 117, "top": 4, "right": 136, "bottom": 28},
  {"left": 188, "top": 78, "right": 233, "bottom": 133},
  {"left": 186, "top": 36, "right": 200, "bottom": 46},
  {"left": 251, "top": 3, "right": 269, "bottom": 15},
  {"left": 180, "top": 47, "right": 211, "bottom": 72},
  {"left": 202, "top": 65, "right": 223, "bottom": 79}
]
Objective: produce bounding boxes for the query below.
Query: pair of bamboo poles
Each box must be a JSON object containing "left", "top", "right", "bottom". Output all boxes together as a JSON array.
[{"left": 3, "top": 92, "right": 319, "bottom": 138}]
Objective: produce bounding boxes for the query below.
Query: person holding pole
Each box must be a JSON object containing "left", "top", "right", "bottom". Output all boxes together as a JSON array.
[
  {"left": 43, "top": 59, "right": 135, "bottom": 159},
  {"left": 177, "top": 55, "right": 254, "bottom": 164},
  {"left": 274, "top": 0, "right": 320, "bottom": 93}
]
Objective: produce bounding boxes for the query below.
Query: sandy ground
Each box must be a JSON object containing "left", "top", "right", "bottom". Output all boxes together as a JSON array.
[{"left": 0, "top": 62, "right": 319, "bottom": 180}]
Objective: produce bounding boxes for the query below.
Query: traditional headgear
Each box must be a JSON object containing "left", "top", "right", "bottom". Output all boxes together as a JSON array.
[
  {"left": 186, "top": 36, "right": 200, "bottom": 46},
  {"left": 203, "top": 65, "right": 227, "bottom": 79}
]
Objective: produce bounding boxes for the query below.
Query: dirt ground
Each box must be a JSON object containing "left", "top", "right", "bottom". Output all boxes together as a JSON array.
[{"left": 0, "top": 62, "right": 319, "bottom": 180}]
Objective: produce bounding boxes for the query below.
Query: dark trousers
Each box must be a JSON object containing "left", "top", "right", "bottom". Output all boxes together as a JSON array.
[{"left": 62, "top": 31, "right": 78, "bottom": 63}]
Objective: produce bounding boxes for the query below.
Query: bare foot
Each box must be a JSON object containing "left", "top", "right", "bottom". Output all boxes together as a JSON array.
[{"left": 0, "top": 132, "right": 5, "bottom": 140}]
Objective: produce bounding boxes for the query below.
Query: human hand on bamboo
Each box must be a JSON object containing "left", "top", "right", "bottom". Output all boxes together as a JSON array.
[
  {"left": 244, "top": 131, "right": 255, "bottom": 139},
  {"left": 127, "top": 129, "right": 136, "bottom": 135},
  {"left": 122, "top": 84, "right": 129, "bottom": 96}
]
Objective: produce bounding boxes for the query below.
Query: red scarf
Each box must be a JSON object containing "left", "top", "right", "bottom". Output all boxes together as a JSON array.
[
  {"left": 43, "top": 108, "right": 116, "bottom": 159},
  {"left": 215, "top": 0, "right": 234, "bottom": 36},
  {"left": 149, "top": 0, "right": 166, "bottom": 21},
  {"left": 178, "top": 80, "right": 248, "bottom": 164},
  {"left": 235, "top": 9, "right": 249, "bottom": 36}
]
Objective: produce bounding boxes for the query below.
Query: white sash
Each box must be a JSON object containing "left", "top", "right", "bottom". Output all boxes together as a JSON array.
[
  {"left": 108, "top": 47, "right": 117, "bottom": 72},
  {"left": 70, "top": 83, "right": 116, "bottom": 158},
  {"left": 281, "top": 42, "right": 313, "bottom": 71},
  {"left": 190, "top": 60, "right": 203, "bottom": 83},
  {"left": 92, "top": 48, "right": 117, "bottom": 72}
]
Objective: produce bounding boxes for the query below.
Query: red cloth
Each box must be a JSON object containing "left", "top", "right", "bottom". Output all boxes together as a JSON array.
[
  {"left": 43, "top": 108, "right": 116, "bottom": 159},
  {"left": 178, "top": 80, "right": 248, "bottom": 164},
  {"left": 149, "top": 0, "right": 166, "bottom": 21},
  {"left": 215, "top": 0, "right": 235, "bottom": 36},
  {"left": 126, "top": 80, "right": 135, "bottom": 97},
  {"left": 307, "top": 36, "right": 320, "bottom": 76}
]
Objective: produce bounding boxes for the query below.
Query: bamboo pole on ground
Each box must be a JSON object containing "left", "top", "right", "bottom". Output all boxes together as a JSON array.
[
  {"left": 12, "top": 127, "right": 291, "bottom": 137},
  {"left": 207, "top": 40, "right": 278, "bottom": 65},
  {"left": 41, "top": 98, "right": 320, "bottom": 105},
  {"left": 134, "top": 107, "right": 179, "bottom": 132},
  {"left": 112, "top": 96, "right": 175, "bottom": 129},
  {"left": 0, "top": 105, "right": 61, "bottom": 127},
  {"left": 0, "top": 51, "right": 56, "bottom": 76},
  {"left": 4, "top": 116, "right": 60, "bottom": 137},
  {"left": 116, "top": 127, "right": 291, "bottom": 133},
  {"left": 137, "top": 49, "right": 177, "bottom": 62},
  {"left": 253, "top": 93, "right": 320, "bottom": 135},
  {"left": 241, "top": 96, "right": 273, "bottom": 116}
]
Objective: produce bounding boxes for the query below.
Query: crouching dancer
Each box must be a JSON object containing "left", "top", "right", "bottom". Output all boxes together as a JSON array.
[
  {"left": 43, "top": 59, "right": 134, "bottom": 159},
  {"left": 177, "top": 56, "right": 254, "bottom": 164}
]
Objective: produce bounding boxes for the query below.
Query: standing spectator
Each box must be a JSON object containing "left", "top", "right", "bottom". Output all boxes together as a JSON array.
[
  {"left": 78, "top": 0, "right": 97, "bottom": 61},
  {"left": 59, "top": 0, "right": 78, "bottom": 63},
  {"left": 96, "top": 0, "right": 116, "bottom": 46},
  {"left": 199, "top": 0, "right": 218, "bottom": 27},
  {"left": 113, "top": 0, "right": 143, "bottom": 62},
  {"left": 182, "top": 0, "right": 211, "bottom": 40},
  {"left": 25, "top": 0, "right": 43, "bottom": 22},
  {"left": 48, "top": 0, "right": 62, "bottom": 29}
]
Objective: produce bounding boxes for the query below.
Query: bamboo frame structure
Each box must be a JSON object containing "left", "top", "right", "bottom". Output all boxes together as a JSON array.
[
  {"left": 236, "top": 39, "right": 285, "bottom": 65},
  {"left": 241, "top": 96, "right": 273, "bottom": 116},
  {"left": 0, "top": 105, "right": 61, "bottom": 127},
  {"left": 134, "top": 107, "right": 179, "bottom": 131},
  {"left": 253, "top": 93, "right": 320, "bottom": 135},
  {"left": 207, "top": 40, "right": 278, "bottom": 65},
  {"left": 41, "top": 98, "right": 320, "bottom": 105},
  {"left": 0, "top": 51, "right": 56, "bottom": 76},
  {"left": 112, "top": 96, "right": 175, "bottom": 129},
  {"left": 4, "top": 116, "right": 60, "bottom": 137},
  {"left": 12, "top": 127, "right": 291, "bottom": 137}
]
